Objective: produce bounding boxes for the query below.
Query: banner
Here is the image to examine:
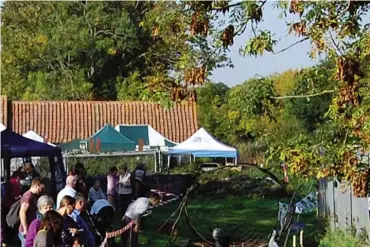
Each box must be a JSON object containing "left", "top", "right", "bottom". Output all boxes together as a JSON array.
[{"left": 278, "top": 192, "right": 317, "bottom": 230}]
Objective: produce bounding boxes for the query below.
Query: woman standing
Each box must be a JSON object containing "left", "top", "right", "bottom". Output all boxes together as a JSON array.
[
  {"left": 118, "top": 166, "right": 132, "bottom": 215},
  {"left": 25, "top": 196, "right": 54, "bottom": 247},
  {"left": 57, "top": 196, "right": 82, "bottom": 247},
  {"left": 106, "top": 167, "right": 118, "bottom": 208},
  {"left": 33, "top": 210, "right": 64, "bottom": 247}
]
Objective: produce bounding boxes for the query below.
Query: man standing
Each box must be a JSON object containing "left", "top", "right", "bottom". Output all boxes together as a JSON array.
[
  {"left": 57, "top": 175, "right": 77, "bottom": 208},
  {"left": 118, "top": 166, "right": 132, "bottom": 215},
  {"left": 132, "top": 169, "right": 149, "bottom": 200},
  {"left": 70, "top": 193, "right": 96, "bottom": 247},
  {"left": 74, "top": 163, "right": 89, "bottom": 199},
  {"left": 18, "top": 178, "right": 45, "bottom": 247},
  {"left": 121, "top": 193, "right": 160, "bottom": 247},
  {"left": 15, "top": 161, "right": 41, "bottom": 194}
]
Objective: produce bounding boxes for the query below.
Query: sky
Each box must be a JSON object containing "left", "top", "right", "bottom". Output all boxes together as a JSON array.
[{"left": 211, "top": 2, "right": 320, "bottom": 86}]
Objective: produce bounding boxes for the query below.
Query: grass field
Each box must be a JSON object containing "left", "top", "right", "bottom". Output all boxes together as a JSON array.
[
  {"left": 112, "top": 196, "right": 318, "bottom": 247},
  {"left": 4, "top": 196, "right": 318, "bottom": 247}
]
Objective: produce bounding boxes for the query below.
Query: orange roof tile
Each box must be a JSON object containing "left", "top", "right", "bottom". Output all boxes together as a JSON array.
[{"left": 1, "top": 96, "right": 198, "bottom": 143}]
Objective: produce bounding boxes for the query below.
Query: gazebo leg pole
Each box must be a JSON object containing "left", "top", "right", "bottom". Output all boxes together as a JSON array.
[
  {"left": 4, "top": 156, "right": 11, "bottom": 182},
  {"left": 154, "top": 152, "right": 157, "bottom": 173}
]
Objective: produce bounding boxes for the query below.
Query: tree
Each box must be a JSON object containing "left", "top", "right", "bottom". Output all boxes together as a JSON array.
[
  {"left": 2, "top": 1, "right": 148, "bottom": 100},
  {"left": 154, "top": 0, "right": 370, "bottom": 195},
  {"left": 196, "top": 82, "right": 229, "bottom": 141},
  {"left": 1, "top": 1, "right": 228, "bottom": 103},
  {"left": 285, "top": 60, "right": 336, "bottom": 131}
]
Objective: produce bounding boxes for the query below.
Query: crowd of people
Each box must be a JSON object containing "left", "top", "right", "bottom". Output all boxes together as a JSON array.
[{"left": 1, "top": 161, "right": 161, "bottom": 247}]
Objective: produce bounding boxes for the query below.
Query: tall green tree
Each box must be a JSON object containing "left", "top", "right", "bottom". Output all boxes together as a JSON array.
[
  {"left": 1, "top": 1, "right": 228, "bottom": 103},
  {"left": 2, "top": 1, "right": 149, "bottom": 100},
  {"left": 196, "top": 82, "right": 229, "bottom": 141}
]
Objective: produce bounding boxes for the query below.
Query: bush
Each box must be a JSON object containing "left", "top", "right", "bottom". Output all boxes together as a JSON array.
[
  {"left": 66, "top": 156, "right": 155, "bottom": 176},
  {"left": 36, "top": 155, "right": 156, "bottom": 177},
  {"left": 170, "top": 162, "right": 199, "bottom": 174},
  {"left": 319, "top": 230, "right": 369, "bottom": 247}
]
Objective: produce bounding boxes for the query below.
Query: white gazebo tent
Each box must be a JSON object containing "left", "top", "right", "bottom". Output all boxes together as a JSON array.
[
  {"left": 11, "top": 131, "right": 56, "bottom": 169},
  {"left": 168, "top": 127, "right": 237, "bottom": 164},
  {"left": 23, "top": 131, "right": 56, "bottom": 147},
  {"left": 0, "top": 123, "right": 6, "bottom": 132}
]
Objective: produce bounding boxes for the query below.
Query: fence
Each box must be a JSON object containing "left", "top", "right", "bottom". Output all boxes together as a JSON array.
[{"left": 318, "top": 179, "right": 370, "bottom": 237}]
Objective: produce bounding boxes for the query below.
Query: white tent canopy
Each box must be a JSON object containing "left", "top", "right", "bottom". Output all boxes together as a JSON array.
[
  {"left": 0, "top": 123, "right": 6, "bottom": 132},
  {"left": 23, "top": 130, "right": 56, "bottom": 147},
  {"left": 168, "top": 127, "right": 237, "bottom": 159}
]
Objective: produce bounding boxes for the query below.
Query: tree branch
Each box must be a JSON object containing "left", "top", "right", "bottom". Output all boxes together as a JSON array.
[
  {"left": 210, "top": 2, "right": 243, "bottom": 11},
  {"left": 211, "top": 0, "right": 266, "bottom": 11},
  {"left": 272, "top": 90, "right": 335, "bottom": 100},
  {"left": 329, "top": 30, "right": 344, "bottom": 56},
  {"left": 273, "top": 37, "right": 309, "bottom": 55}
]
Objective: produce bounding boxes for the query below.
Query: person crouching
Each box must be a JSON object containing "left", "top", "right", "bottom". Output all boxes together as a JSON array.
[{"left": 121, "top": 193, "right": 160, "bottom": 247}]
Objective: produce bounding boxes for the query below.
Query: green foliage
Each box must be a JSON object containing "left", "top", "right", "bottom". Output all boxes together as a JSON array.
[
  {"left": 196, "top": 82, "right": 229, "bottom": 141},
  {"left": 170, "top": 162, "right": 199, "bottom": 175},
  {"left": 35, "top": 156, "right": 156, "bottom": 178},
  {"left": 1, "top": 1, "right": 227, "bottom": 103},
  {"left": 244, "top": 30, "right": 277, "bottom": 56},
  {"left": 66, "top": 156, "right": 155, "bottom": 176},
  {"left": 2, "top": 1, "right": 144, "bottom": 100},
  {"left": 286, "top": 60, "right": 336, "bottom": 131},
  {"left": 319, "top": 230, "right": 369, "bottom": 247}
]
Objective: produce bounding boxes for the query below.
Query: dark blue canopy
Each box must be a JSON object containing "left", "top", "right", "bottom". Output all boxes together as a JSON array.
[
  {"left": 1, "top": 129, "right": 66, "bottom": 196},
  {"left": 1, "top": 129, "right": 62, "bottom": 158}
]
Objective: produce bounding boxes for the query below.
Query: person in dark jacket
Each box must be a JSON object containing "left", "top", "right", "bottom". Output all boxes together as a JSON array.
[
  {"left": 131, "top": 164, "right": 150, "bottom": 200},
  {"left": 57, "top": 196, "right": 82, "bottom": 247},
  {"left": 72, "top": 163, "right": 89, "bottom": 200},
  {"left": 15, "top": 160, "right": 41, "bottom": 194}
]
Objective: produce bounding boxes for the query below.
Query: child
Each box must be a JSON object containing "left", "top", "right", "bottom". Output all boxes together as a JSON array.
[{"left": 120, "top": 193, "right": 161, "bottom": 247}]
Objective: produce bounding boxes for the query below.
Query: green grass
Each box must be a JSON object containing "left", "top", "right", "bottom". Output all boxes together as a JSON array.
[{"left": 112, "top": 197, "right": 318, "bottom": 247}]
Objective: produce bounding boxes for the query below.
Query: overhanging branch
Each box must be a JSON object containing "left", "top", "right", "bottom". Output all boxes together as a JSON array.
[
  {"left": 210, "top": 2, "right": 243, "bottom": 11},
  {"left": 273, "top": 37, "right": 309, "bottom": 55},
  {"left": 272, "top": 90, "right": 335, "bottom": 100}
]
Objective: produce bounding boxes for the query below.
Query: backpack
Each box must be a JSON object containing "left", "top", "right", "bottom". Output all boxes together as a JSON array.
[{"left": 6, "top": 199, "right": 21, "bottom": 228}]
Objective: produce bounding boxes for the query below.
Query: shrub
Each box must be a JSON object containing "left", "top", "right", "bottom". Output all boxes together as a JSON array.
[
  {"left": 319, "top": 230, "right": 369, "bottom": 247},
  {"left": 36, "top": 155, "right": 156, "bottom": 177}
]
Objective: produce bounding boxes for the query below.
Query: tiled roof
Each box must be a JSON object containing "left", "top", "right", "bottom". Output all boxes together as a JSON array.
[
  {"left": 1, "top": 96, "right": 198, "bottom": 143},
  {"left": 1, "top": 96, "right": 8, "bottom": 125}
]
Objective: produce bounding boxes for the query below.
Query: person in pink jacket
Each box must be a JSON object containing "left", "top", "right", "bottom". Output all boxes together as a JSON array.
[{"left": 107, "top": 167, "right": 118, "bottom": 208}]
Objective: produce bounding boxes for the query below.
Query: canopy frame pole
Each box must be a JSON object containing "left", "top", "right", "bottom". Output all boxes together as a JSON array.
[
  {"left": 3, "top": 154, "right": 11, "bottom": 182},
  {"left": 63, "top": 156, "right": 68, "bottom": 174},
  {"left": 154, "top": 151, "right": 157, "bottom": 173}
]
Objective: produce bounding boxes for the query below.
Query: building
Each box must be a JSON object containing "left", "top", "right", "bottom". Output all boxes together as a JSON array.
[{"left": 0, "top": 96, "right": 198, "bottom": 145}]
